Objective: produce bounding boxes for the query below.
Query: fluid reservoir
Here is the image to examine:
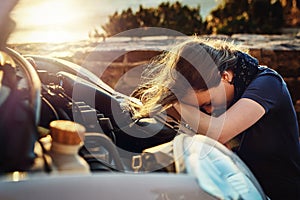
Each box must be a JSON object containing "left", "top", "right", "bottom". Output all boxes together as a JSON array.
[{"left": 49, "top": 120, "right": 90, "bottom": 174}]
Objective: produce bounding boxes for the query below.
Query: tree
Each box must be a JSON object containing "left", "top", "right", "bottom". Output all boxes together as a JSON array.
[
  {"left": 206, "top": 0, "right": 284, "bottom": 34},
  {"left": 101, "top": 1, "right": 204, "bottom": 36},
  {"left": 101, "top": 8, "right": 140, "bottom": 36}
]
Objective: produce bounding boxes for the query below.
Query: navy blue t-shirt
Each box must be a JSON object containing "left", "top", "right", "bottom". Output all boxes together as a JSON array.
[{"left": 235, "top": 66, "right": 300, "bottom": 199}]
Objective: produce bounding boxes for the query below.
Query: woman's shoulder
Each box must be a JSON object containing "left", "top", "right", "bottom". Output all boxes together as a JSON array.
[
  {"left": 257, "top": 65, "right": 282, "bottom": 78},
  {"left": 253, "top": 65, "right": 284, "bottom": 85},
  {"left": 242, "top": 66, "right": 289, "bottom": 112},
  {"left": 244, "top": 65, "right": 285, "bottom": 97}
]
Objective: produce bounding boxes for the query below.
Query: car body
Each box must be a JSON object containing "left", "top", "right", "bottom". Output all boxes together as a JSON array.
[
  {"left": 0, "top": 47, "right": 268, "bottom": 200},
  {"left": 0, "top": 1, "right": 268, "bottom": 199}
]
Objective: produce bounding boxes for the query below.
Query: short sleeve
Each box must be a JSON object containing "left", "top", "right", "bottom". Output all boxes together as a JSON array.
[{"left": 241, "top": 74, "right": 283, "bottom": 113}]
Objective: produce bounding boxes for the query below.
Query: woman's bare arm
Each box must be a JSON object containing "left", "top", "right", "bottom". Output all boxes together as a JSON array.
[{"left": 174, "top": 98, "right": 265, "bottom": 144}]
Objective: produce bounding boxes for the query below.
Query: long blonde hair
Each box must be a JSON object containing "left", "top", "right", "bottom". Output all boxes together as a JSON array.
[{"left": 130, "top": 36, "right": 247, "bottom": 119}]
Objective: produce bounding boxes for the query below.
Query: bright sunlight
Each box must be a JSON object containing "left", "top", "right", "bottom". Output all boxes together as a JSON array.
[{"left": 10, "top": 0, "right": 90, "bottom": 43}]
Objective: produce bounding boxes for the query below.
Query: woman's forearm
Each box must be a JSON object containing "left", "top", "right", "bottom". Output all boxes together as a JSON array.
[{"left": 173, "top": 98, "right": 265, "bottom": 144}]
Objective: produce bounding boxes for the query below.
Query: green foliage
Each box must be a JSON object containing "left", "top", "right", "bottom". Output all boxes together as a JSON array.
[
  {"left": 99, "top": 0, "right": 285, "bottom": 37},
  {"left": 101, "top": 1, "right": 204, "bottom": 36},
  {"left": 101, "top": 8, "right": 140, "bottom": 36},
  {"left": 206, "top": 0, "right": 284, "bottom": 34}
]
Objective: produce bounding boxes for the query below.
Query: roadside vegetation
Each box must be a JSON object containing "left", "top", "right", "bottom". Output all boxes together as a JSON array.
[{"left": 90, "top": 0, "right": 300, "bottom": 37}]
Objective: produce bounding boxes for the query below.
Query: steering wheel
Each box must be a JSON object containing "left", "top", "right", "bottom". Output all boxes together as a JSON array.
[{"left": 3, "top": 47, "right": 41, "bottom": 124}]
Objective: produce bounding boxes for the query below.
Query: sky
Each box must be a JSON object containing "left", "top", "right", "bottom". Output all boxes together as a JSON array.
[{"left": 8, "top": 0, "right": 220, "bottom": 43}]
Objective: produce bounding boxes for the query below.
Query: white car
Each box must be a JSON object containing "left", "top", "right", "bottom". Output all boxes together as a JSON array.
[
  {"left": 0, "top": 47, "right": 268, "bottom": 200},
  {"left": 0, "top": 1, "right": 268, "bottom": 199}
]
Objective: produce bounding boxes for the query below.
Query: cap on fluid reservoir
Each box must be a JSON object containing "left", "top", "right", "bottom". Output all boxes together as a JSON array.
[{"left": 50, "top": 120, "right": 86, "bottom": 145}]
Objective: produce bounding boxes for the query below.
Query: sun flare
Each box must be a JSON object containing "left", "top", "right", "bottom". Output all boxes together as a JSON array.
[
  {"left": 28, "top": 3, "right": 73, "bottom": 27},
  {"left": 10, "top": 0, "right": 84, "bottom": 43}
]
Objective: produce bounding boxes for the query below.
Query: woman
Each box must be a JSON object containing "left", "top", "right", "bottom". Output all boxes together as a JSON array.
[{"left": 130, "top": 37, "right": 300, "bottom": 199}]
